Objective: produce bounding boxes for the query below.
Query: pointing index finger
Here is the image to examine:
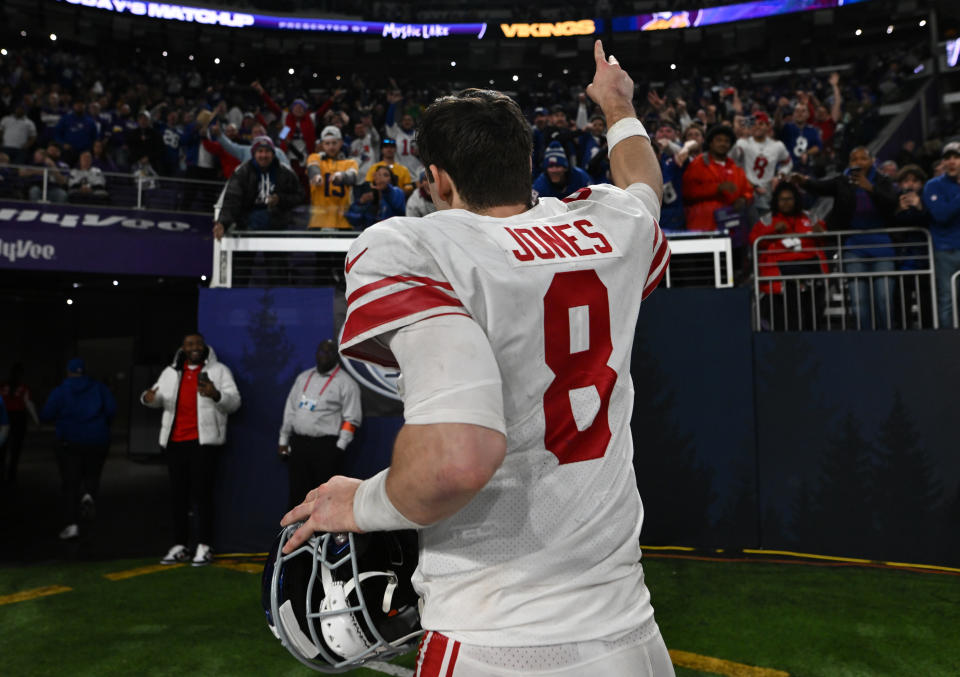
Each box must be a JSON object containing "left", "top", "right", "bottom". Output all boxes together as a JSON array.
[{"left": 594, "top": 39, "right": 606, "bottom": 67}]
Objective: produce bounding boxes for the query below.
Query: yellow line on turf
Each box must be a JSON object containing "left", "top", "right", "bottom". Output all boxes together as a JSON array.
[
  {"left": 742, "top": 549, "right": 871, "bottom": 564},
  {"left": 104, "top": 564, "right": 185, "bottom": 580},
  {"left": 0, "top": 585, "right": 72, "bottom": 606},
  {"left": 214, "top": 561, "right": 263, "bottom": 574},
  {"left": 670, "top": 649, "right": 789, "bottom": 677},
  {"left": 881, "top": 560, "right": 960, "bottom": 574},
  {"left": 642, "top": 545, "right": 697, "bottom": 552}
]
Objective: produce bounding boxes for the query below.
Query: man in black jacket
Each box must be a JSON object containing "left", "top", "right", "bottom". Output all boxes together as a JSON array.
[
  {"left": 213, "top": 136, "right": 304, "bottom": 237},
  {"left": 792, "top": 146, "right": 899, "bottom": 329}
]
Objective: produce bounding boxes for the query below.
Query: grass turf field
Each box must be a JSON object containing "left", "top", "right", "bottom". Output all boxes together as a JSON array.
[{"left": 1, "top": 553, "right": 958, "bottom": 676}]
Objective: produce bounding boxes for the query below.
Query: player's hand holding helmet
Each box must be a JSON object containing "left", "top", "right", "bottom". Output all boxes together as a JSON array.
[{"left": 261, "top": 524, "right": 422, "bottom": 672}]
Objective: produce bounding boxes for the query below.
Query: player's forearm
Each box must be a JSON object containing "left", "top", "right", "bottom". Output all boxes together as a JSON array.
[
  {"left": 609, "top": 135, "right": 662, "bottom": 197},
  {"left": 386, "top": 423, "right": 506, "bottom": 525}
]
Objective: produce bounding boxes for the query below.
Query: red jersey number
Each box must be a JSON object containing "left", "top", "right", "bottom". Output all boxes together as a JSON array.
[
  {"left": 753, "top": 156, "right": 769, "bottom": 179},
  {"left": 543, "top": 270, "right": 617, "bottom": 464}
]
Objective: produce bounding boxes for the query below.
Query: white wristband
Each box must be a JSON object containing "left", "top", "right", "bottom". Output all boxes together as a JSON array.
[
  {"left": 606, "top": 117, "right": 649, "bottom": 154},
  {"left": 353, "top": 468, "right": 426, "bottom": 532}
]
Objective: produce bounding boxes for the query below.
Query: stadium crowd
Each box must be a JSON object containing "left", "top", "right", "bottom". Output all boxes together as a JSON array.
[{"left": 1, "top": 40, "right": 959, "bottom": 324}]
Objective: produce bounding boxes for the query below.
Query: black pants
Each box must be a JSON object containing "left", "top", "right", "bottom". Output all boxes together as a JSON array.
[
  {"left": 287, "top": 434, "right": 344, "bottom": 510},
  {"left": 1, "top": 411, "right": 29, "bottom": 482},
  {"left": 55, "top": 442, "right": 108, "bottom": 526},
  {"left": 165, "top": 440, "right": 221, "bottom": 546}
]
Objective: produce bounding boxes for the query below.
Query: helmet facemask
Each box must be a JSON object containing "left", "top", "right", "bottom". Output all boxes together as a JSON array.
[{"left": 262, "top": 525, "right": 422, "bottom": 673}]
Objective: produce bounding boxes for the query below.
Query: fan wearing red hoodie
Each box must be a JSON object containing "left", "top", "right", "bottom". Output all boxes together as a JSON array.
[
  {"left": 682, "top": 124, "right": 753, "bottom": 231},
  {"left": 750, "top": 183, "right": 829, "bottom": 330}
]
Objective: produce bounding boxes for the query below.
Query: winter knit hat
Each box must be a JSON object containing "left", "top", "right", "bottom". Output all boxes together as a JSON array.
[
  {"left": 543, "top": 142, "right": 569, "bottom": 169},
  {"left": 251, "top": 136, "right": 276, "bottom": 154}
]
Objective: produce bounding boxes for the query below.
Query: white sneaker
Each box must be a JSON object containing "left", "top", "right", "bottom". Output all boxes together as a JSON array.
[
  {"left": 160, "top": 544, "right": 190, "bottom": 565},
  {"left": 192, "top": 543, "right": 212, "bottom": 567},
  {"left": 80, "top": 493, "right": 96, "bottom": 520},
  {"left": 59, "top": 524, "right": 79, "bottom": 540}
]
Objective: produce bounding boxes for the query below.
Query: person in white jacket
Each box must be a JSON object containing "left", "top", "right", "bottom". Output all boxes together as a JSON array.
[{"left": 141, "top": 333, "right": 240, "bottom": 567}]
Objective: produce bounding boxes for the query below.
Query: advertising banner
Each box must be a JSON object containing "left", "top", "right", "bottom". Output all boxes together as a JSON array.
[{"left": 0, "top": 201, "right": 211, "bottom": 277}]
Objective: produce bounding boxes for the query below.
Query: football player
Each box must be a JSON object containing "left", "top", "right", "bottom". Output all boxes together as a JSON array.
[
  {"left": 282, "top": 41, "right": 674, "bottom": 676},
  {"left": 305, "top": 126, "right": 359, "bottom": 229}
]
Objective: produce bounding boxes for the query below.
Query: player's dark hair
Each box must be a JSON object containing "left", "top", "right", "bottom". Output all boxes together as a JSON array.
[{"left": 417, "top": 89, "right": 533, "bottom": 210}]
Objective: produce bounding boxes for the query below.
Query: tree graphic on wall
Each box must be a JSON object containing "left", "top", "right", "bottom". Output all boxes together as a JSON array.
[
  {"left": 713, "top": 463, "right": 759, "bottom": 549},
  {"left": 872, "top": 392, "right": 943, "bottom": 564},
  {"left": 806, "top": 413, "right": 878, "bottom": 559},
  {"left": 631, "top": 338, "right": 715, "bottom": 546}
]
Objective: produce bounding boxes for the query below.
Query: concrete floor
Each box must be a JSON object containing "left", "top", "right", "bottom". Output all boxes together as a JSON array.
[{"left": 0, "top": 427, "right": 174, "bottom": 563}]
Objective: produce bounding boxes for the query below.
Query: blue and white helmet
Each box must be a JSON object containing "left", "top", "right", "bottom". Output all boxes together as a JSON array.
[{"left": 261, "top": 525, "right": 422, "bottom": 673}]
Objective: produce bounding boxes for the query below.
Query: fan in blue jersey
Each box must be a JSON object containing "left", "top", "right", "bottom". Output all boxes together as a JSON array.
[{"left": 779, "top": 104, "right": 822, "bottom": 175}]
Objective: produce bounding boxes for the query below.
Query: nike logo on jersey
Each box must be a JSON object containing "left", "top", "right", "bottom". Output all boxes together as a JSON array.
[
  {"left": 345, "top": 247, "right": 368, "bottom": 273},
  {"left": 495, "top": 219, "right": 620, "bottom": 266}
]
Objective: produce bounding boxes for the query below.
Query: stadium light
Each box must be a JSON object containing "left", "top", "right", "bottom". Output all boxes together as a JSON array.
[
  {"left": 562, "top": 68, "right": 569, "bottom": 75},
  {"left": 0, "top": 49, "right": 6, "bottom": 56},
  {"left": 162, "top": 50, "right": 168, "bottom": 57},
  {"left": 489, "top": 79, "right": 494, "bottom": 85},
  {"left": 537, "top": 72, "right": 543, "bottom": 78},
  {"left": 20, "top": 30, "right": 26, "bottom": 37},
  {"left": 784, "top": 56, "right": 791, "bottom": 63},
  {"left": 312, "top": 72, "right": 318, "bottom": 78},
  {"left": 201, "top": 275, "right": 207, "bottom": 281},
  {"left": 49, "top": 33, "right": 57, "bottom": 41},
  {"left": 188, "top": 54, "right": 194, "bottom": 61},
  {"left": 855, "top": 28, "right": 862, "bottom": 36},
  {"left": 288, "top": 68, "right": 294, "bottom": 75},
  {"left": 670, "top": 63, "right": 677, "bottom": 70},
  {"left": 214, "top": 57, "right": 220, "bottom": 64},
  {"left": 240, "top": 62, "right": 245, "bottom": 68},
  {"left": 886, "top": 25, "right": 894, "bottom": 34},
  {"left": 112, "top": 280, "right": 119, "bottom": 286},
  {"left": 450, "top": 61, "right": 456, "bottom": 67},
  {"left": 919, "top": 19, "right": 927, "bottom": 27},
  {"left": 512, "top": 74, "right": 519, "bottom": 82},
  {"left": 72, "top": 282, "right": 80, "bottom": 288},
  {"left": 66, "top": 298, "right": 74, "bottom": 305}
]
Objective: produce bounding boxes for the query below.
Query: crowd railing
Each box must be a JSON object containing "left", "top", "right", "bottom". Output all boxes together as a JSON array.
[
  {"left": 952, "top": 269, "right": 960, "bottom": 329},
  {"left": 211, "top": 229, "right": 734, "bottom": 290},
  {"left": 0, "top": 162, "right": 224, "bottom": 214},
  {"left": 752, "top": 227, "right": 937, "bottom": 331}
]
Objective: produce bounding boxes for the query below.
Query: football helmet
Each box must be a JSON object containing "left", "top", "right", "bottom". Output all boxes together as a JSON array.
[{"left": 261, "top": 524, "right": 422, "bottom": 673}]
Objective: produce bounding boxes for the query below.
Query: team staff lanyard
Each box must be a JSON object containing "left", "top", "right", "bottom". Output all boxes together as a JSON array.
[{"left": 302, "top": 366, "right": 340, "bottom": 397}]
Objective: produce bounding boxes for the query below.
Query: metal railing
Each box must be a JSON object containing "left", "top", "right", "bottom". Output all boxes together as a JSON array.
[
  {"left": 753, "top": 227, "right": 937, "bottom": 331},
  {"left": 0, "top": 162, "right": 224, "bottom": 214},
  {"left": 952, "top": 270, "right": 960, "bottom": 329},
  {"left": 211, "top": 230, "right": 735, "bottom": 289}
]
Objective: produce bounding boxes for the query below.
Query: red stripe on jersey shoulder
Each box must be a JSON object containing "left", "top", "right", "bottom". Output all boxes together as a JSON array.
[
  {"left": 643, "top": 242, "right": 671, "bottom": 300},
  {"left": 347, "top": 274, "right": 455, "bottom": 306},
  {"left": 342, "top": 285, "right": 464, "bottom": 345},
  {"left": 562, "top": 186, "right": 593, "bottom": 203}
]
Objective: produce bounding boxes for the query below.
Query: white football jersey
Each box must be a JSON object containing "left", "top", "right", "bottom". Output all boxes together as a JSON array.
[
  {"left": 732, "top": 136, "right": 792, "bottom": 189},
  {"left": 385, "top": 121, "right": 423, "bottom": 176},
  {"left": 341, "top": 183, "right": 669, "bottom": 647}
]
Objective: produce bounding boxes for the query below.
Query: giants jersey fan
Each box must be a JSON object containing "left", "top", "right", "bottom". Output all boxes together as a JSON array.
[
  {"left": 340, "top": 182, "right": 669, "bottom": 647},
  {"left": 305, "top": 153, "right": 359, "bottom": 229},
  {"left": 731, "top": 136, "right": 792, "bottom": 190}
]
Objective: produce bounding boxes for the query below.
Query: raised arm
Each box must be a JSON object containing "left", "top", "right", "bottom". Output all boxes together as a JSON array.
[{"left": 585, "top": 40, "right": 662, "bottom": 201}]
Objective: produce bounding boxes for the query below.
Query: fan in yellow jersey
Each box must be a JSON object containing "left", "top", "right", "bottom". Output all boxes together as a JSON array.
[{"left": 305, "top": 126, "right": 359, "bottom": 229}]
